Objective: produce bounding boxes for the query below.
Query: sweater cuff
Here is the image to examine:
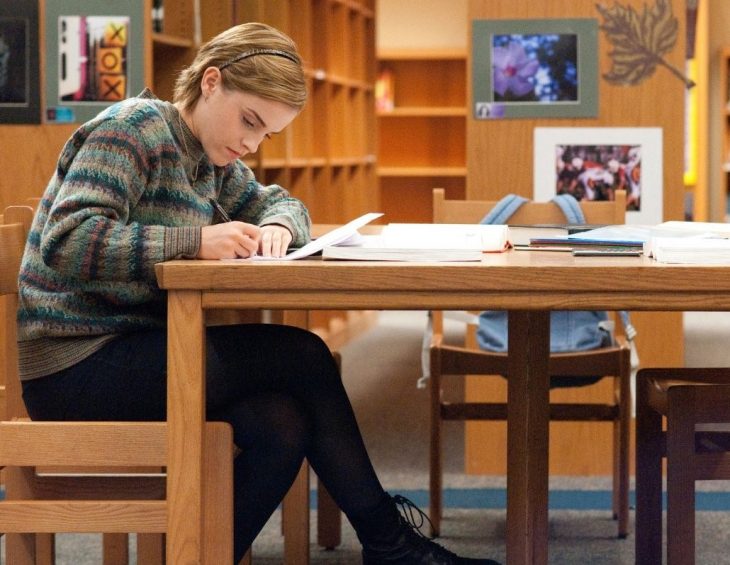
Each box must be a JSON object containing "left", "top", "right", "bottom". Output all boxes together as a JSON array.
[{"left": 164, "top": 226, "right": 201, "bottom": 259}]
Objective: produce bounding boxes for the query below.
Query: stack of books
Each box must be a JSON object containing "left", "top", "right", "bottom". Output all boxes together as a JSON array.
[
  {"left": 645, "top": 221, "right": 730, "bottom": 264},
  {"left": 513, "top": 224, "right": 647, "bottom": 256}
]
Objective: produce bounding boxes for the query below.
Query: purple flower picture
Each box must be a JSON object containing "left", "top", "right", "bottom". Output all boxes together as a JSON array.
[
  {"left": 491, "top": 33, "right": 578, "bottom": 103},
  {"left": 492, "top": 42, "right": 539, "bottom": 98}
]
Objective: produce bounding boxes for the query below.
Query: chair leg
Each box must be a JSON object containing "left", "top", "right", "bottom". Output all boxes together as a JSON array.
[
  {"left": 616, "top": 368, "right": 631, "bottom": 538},
  {"left": 137, "top": 533, "right": 165, "bottom": 564},
  {"left": 36, "top": 533, "right": 54, "bottom": 565},
  {"left": 317, "top": 481, "right": 341, "bottom": 550},
  {"left": 103, "top": 533, "right": 129, "bottom": 564},
  {"left": 5, "top": 466, "right": 41, "bottom": 565},
  {"left": 612, "top": 410, "right": 620, "bottom": 522},
  {"left": 635, "top": 374, "right": 663, "bottom": 565},
  {"left": 666, "top": 388, "right": 696, "bottom": 565},
  {"left": 429, "top": 361, "right": 443, "bottom": 537}
]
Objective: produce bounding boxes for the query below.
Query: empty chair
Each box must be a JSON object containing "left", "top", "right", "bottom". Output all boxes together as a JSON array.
[
  {"left": 428, "top": 188, "right": 632, "bottom": 538},
  {"left": 635, "top": 367, "right": 730, "bottom": 564}
]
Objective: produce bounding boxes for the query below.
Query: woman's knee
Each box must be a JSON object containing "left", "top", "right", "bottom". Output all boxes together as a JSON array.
[
  {"left": 262, "top": 396, "right": 312, "bottom": 456},
  {"left": 224, "top": 394, "right": 312, "bottom": 458}
]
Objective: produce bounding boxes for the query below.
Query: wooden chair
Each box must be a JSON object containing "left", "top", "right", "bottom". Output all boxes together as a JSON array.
[
  {"left": 0, "top": 203, "right": 169, "bottom": 564},
  {"left": 428, "top": 188, "right": 632, "bottom": 538},
  {"left": 0, "top": 205, "right": 235, "bottom": 564},
  {"left": 635, "top": 368, "right": 730, "bottom": 564}
]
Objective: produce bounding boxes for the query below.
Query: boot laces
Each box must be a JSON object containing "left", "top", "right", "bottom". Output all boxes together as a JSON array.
[
  {"left": 392, "top": 494, "right": 458, "bottom": 558},
  {"left": 393, "top": 495, "right": 434, "bottom": 538}
]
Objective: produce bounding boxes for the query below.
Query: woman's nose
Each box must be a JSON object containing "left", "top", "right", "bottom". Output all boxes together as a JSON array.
[{"left": 242, "top": 132, "right": 266, "bottom": 155}]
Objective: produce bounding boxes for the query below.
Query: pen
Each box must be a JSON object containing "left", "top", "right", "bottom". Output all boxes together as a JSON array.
[{"left": 209, "top": 198, "right": 233, "bottom": 223}]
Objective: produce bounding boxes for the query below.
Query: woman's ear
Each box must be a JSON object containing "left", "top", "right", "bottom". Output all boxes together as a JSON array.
[{"left": 200, "top": 66, "right": 222, "bottom": 99}]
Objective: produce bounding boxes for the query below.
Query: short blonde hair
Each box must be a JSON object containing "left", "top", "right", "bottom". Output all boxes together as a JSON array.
[{"left": 174, "top": 22, "right": 307, "bottom": 112}]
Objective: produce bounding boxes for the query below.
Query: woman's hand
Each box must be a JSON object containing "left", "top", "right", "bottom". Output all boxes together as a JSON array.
[
  {"left": 198, "top": 222, "right": 261, "bottom": 259},
  {"left": 259, "top": 224, "right": 293, "bottom": 258}
]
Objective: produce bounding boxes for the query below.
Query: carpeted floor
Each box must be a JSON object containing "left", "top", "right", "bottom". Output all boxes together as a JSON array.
[{"left": 4, "top": 311, "right": 730, "bottom": 564}]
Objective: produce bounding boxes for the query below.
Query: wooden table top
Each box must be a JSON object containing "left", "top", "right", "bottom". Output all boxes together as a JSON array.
[{"left": 155, "top": 251, "right": 730, "bottom": 312}]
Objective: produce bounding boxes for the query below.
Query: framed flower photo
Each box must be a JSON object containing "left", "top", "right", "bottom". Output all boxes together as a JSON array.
[
  {"left": 472, "top": 19, "right": 598, "bottom": 120},
  {"left": 533, "top": 127, "right": 663, "bottom": 225}
]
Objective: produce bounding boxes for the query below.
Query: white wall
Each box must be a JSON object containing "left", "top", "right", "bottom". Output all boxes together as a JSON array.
[{"left": 376, "top": 0, "right": 467, "bottom": 51}]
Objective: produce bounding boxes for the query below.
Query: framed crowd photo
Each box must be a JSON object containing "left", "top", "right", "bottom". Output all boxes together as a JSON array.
[
  {"left": 0, "top": 0, "right": 40, "bottom": 124},
  {"left": 472, "top": 18, "right": 598, "bottom": 120},
  {"left": 533, "top": 127, "right": 664, "bottom": 225},
  {"left": 44, "top": 0, "right": 145, "bottom": 124}
]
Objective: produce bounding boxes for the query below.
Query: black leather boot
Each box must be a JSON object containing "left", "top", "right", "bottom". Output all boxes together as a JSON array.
[{"left": 356, "top": 493, "right": 501, "bottom": 565}]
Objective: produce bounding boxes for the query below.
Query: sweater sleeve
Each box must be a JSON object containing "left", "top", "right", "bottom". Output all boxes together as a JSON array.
[
  {"left": 39, "top": 118, "right": 198, "bottom": 283},
  {"left": 218, "top": 162, "right": 311, "bottom": 248}
]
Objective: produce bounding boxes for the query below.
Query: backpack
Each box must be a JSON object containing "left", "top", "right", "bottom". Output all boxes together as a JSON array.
[{"left": 476, "top": 193, "right": 637, "bottom": 387}]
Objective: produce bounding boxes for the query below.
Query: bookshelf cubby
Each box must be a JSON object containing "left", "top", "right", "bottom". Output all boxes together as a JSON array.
[{"left": 376, "top": 49, "right": 467, "bottom": 223}]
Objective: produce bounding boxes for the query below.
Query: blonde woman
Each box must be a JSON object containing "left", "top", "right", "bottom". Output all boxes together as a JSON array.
[{"left": 17, "top": 22, "right": 499, "bottom": 565}]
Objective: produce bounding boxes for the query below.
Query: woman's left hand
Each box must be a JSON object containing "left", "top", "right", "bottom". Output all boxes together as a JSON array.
[{"left": 259, "top": 224, "right": 293, "bottom": 257}]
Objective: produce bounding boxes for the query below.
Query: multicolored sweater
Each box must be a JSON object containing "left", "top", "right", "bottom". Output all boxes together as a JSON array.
[{"left": 17, "top": 89, "right": 311, "bottom": 380}]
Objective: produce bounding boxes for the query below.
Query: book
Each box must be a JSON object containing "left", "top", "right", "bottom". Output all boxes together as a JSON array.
[
  {"left": 247, "top": 212, "right": 383, "bottom": 261},
  {"left": 644, "top": 222, "right": 730, "bottom": 262},
  {"left": 527, "top": 237, "right": 644, "bottom": 249},
  {"left": 523, "top": 224, "right": 650, "bottom": 253},
  {"left": 649, "top": 236, "right": 730, "bottom": 264},
  {"left": 321, "top": 223, "right": 510, "bottom": 262},
  {"left": 321, "top": 244, "right": 484, "bottom": 262},
  {"left": 507, "top": 223, "right": 606, "bottom": 246}
]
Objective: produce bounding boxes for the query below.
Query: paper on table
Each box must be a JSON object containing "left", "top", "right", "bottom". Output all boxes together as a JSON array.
[{"left": 251, "top": 212, "right": 383, "bottom": 261}]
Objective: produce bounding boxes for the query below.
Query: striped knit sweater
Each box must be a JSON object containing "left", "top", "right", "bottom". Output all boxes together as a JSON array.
[{"left": 17, "top": 89, "right": 311, "bottom": 380}]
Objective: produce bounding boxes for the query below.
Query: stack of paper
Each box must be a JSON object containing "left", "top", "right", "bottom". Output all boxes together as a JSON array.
[
  {"left": 649, "top": 236, "right": 730, "bottom": 264},
  {"left": 322, "top": 223, "right": 509, "bottom": 261},
  {"left": 644, "top": 221, "right": 730, "bottom": 263}
]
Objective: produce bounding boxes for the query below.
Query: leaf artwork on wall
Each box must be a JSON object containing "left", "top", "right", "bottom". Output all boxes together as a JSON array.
[{"left": 596, "top": 0, "right": 695, "bottom": 89}]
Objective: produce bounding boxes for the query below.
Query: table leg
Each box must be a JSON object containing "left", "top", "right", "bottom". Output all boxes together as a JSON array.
[
  {"left": 282, "top": 310, "right": 312, "bottom": 563},
  {"left": 506, "top": 310, "right": 550, "bottom": 565},
  {"left": 167, "top": 290, "right": 206, "bottom": 563}
]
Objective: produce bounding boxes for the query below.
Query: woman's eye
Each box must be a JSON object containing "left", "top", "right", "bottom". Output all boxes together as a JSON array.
[{"left": 243, "top": 117, "right": 255, "bottom": 128}]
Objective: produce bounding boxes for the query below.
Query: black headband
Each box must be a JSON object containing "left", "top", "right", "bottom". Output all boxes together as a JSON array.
[{"left": 219, "top": 48, "right": 299, "bottom": 70}]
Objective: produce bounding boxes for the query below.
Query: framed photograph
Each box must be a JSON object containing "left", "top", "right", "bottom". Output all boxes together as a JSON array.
[
  {"left": 44, "top": 0, "right": 145, "bottom": 124},
  {"left": 0, "top": 1, "right": 40, "bottom": 123},
  {"left": 472, "top": 18, "right": 598, "bottom": 120},
  {"left": 534, "top": 127, "right": 663, "bottom": 225}
]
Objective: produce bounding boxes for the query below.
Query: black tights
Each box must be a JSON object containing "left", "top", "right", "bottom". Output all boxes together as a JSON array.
[{"left": 22, "top": 324, "right": 387, "bottom": 562}]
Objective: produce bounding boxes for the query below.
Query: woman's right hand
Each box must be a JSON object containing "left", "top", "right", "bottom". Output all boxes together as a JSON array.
[{"left": 198, "top": 222, "right": 261, "bottom": 259}]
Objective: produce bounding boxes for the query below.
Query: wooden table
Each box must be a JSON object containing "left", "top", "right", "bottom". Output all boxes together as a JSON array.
[{"left": 155, "top": 251, "right": 730, "bottom": 564}]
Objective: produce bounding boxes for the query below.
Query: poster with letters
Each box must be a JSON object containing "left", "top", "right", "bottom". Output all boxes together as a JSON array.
[{"left": 44, "top": 0, "right": 145, "bottom": 123}]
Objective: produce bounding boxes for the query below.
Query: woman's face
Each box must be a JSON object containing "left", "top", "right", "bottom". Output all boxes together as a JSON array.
[{"left": 192, "top": 67, "right": 298, "bottom": 166}]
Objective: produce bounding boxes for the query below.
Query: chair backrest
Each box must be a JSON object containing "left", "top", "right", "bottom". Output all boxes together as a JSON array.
[
  {"left": 1, "top": 206, "right": 34, "bottom": 421},
  {"left": 432, "top": 188, "right": 626, "bottom": 225}
]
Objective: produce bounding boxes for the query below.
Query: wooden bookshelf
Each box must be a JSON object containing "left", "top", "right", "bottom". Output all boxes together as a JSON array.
[
  {"left": 376, "top": 48, "right": 467, "bottom": 223},
  {"left": 237, "top": 0, "right": 378, "bottom": 225}
]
